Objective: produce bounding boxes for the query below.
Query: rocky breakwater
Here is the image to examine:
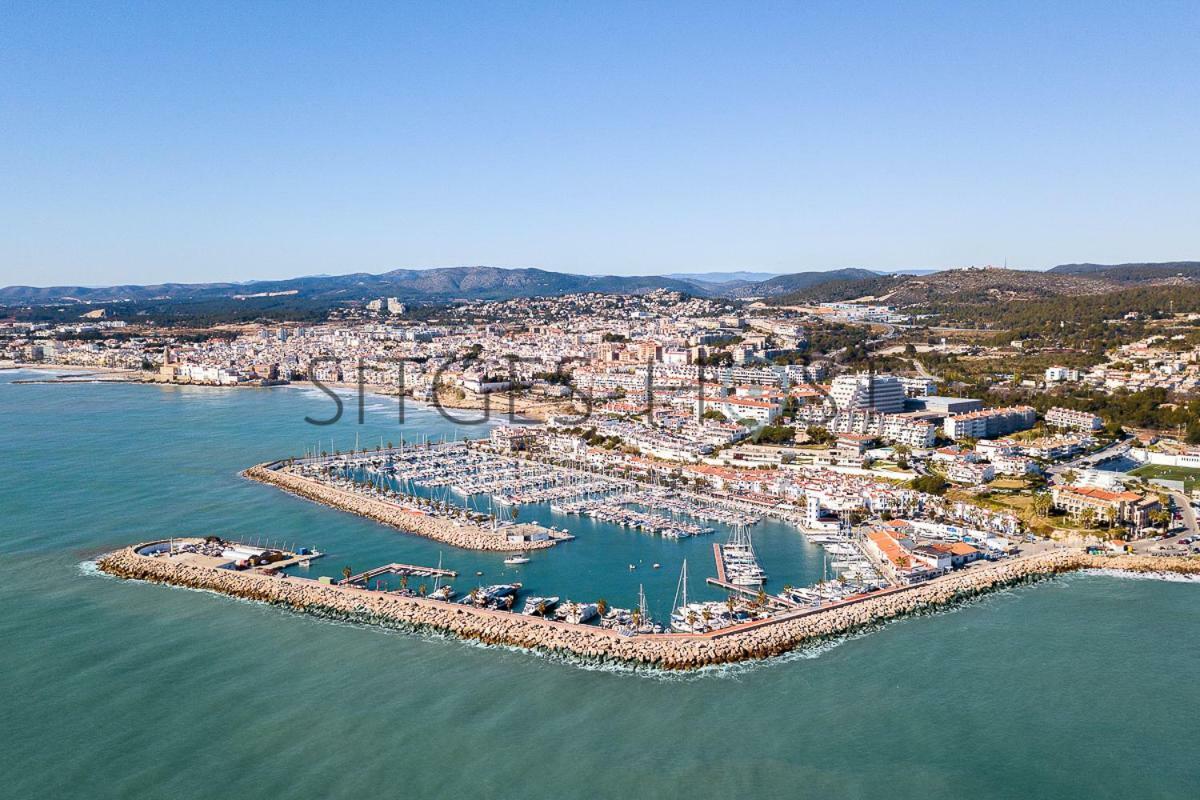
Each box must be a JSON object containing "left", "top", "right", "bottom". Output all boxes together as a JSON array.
[
  {"left": 96, "top": 545, "right": 1200, "bottom": 670},
  {"left": 242, "top": 463, "right": 556, "bottom": 552},
  {"left": 1078, "top": 552, "right": 1200, "bottom": 576}
]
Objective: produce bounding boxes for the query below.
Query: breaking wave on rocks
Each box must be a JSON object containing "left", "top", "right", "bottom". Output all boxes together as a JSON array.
[{"left": 1081, "top": 567, "right": 1200, "bottom": 584}]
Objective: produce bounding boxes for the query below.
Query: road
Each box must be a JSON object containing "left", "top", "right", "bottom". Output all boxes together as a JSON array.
[
  {"left": 1045, "top": 437, "right": 1133, "bottom": 480},
  {"left": 1171, "top": 491, "right": 1199, "bottom": 536},
  {"left": 909, "top": 357, "right": 935, "bottom": 380}
]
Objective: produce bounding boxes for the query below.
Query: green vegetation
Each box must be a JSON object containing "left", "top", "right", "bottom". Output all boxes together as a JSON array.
[
  {"left": 1130, "top": 464, "right": 1200, "bottom": 492},
  {"left": 804, "top": 425, "right": 834, "bottom": 445},
  {"left": 752, "top": 424, "right": 795, "bottom": 445},
  {"left": 932, "top": 285, "right": 1200, "bottom": 346},
  {"left": 909, "top": 474, "right": 948, "bottom": 495},
  {"left": 1017, "top": 389, "right": 1200, "bottom": 441}
]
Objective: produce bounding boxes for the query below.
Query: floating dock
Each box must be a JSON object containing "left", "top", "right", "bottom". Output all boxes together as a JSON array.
[
  {"left": 345, "top": 562, "right": 458, "bottom": 584},
  {"left": 706, "top": 542, "right": 797, "bottom": 609}
]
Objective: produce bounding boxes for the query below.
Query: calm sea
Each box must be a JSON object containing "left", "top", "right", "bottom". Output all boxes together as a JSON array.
[{"left": 2, "top": 370, "right": 1197, "bottom": 799}]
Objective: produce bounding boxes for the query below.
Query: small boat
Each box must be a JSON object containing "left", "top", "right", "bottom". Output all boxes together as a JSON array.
[
  {"left": 504, "top": 554, "right": 531, "bottom": 565},
  {"left": 652, "top": 563, "right": 661, "bottom": 569},
  {"left": 428, "top": 585, "right": 455, "bottom": 602},
  {"left": 628, "top": 564, "right": 636, "bottom": 571}
]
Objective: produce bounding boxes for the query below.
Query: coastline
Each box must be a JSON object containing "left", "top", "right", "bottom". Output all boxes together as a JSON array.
[
  {"left": 4, "top": 364, "right": 551, "bottom": 425},
  {"left": 95, "top": 541, "right": 1200, "bottom": 670}
]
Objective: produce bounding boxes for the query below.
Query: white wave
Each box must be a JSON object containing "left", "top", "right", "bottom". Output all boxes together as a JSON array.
[
  {"left": 77, "top": 559, "right": 108, "bottom": 578},
  {"left": 1081, "top": 568, "right": 1200, "bottom": 584}
]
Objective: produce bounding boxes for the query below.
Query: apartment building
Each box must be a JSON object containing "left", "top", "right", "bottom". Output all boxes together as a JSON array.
[
  {"left": 1051, "top": 486, "right": 1161, "bottom": 532},
  {"left": 943, "top": 406, "right": 1036, "bottom": 440},
  {"left": 1045, "top": 406, "right": 1103, "bottom": 432}
]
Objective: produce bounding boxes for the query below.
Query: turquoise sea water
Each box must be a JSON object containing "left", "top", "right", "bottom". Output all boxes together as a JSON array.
[{"left": 2, "top": 371, "right": 1199, "bottom": 799}]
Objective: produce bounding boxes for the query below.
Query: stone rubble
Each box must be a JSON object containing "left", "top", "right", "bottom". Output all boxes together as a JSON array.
[
  {"left": 97, "top": 543, "right": 1200, "bottom": 670},
  {"left": 243, "top": 463, "right": 556, "bottom": 552}
]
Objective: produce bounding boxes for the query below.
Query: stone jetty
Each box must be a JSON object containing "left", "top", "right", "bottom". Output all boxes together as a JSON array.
[
  {"left": 96, "top": 542, "right": 1200, "bottom": 670},
  {"left": 243, "top": 463, "right": 557, "bottom": 552}
]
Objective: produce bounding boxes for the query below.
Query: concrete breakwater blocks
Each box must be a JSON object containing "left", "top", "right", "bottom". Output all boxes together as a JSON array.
[
  {"left": 242, "top": 464, "right": 556, "bottom": 552},
  {"left": 95, "top": 544, "right": 1199, "bottom": 670}
]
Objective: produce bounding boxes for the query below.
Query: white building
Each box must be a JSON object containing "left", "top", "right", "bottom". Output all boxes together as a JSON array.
[
  {"left": 1044, "top": 366, "right": 1080, "bottom": 382},
  {"left": 694, "top": 395, "right": 781, "bottom": 425},
  {"left": 943, "top": 406, "right": 1036, "bottom": 439},
  {"left": 946, "top": 459, "right": 996, "bottom": 485},
  {"left": 829, "top": 374, "right": 906, "bottom": 414},
  {"left": 1045, "top": 406, "right": 1103, "bottom": 432},
  {"left": 900, "top": 376, "right": 937, "bottom": 397}
]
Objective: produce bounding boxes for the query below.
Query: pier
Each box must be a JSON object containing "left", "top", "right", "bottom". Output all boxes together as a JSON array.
[
  {"left": 345, "top": 562, "right": 458, "bottom": 585},
  {"left": 243, "top": 462, "right": 562, "bottom": 551},
  {"left": 706, "top": 542, "right": 798, "bottom": 609}
]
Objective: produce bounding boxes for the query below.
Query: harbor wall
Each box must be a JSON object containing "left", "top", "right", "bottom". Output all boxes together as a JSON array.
[
  {"left": 96, "top": 544, "right": 1200, "bottom": 670},
  {"left": 242, "top": 463, "right": 556, "bottom": 552}
]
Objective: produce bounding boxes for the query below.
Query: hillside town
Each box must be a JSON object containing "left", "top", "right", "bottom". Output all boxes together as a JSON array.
[{"left": 5, "top": 289, "right": 1198, "bottom": 558}]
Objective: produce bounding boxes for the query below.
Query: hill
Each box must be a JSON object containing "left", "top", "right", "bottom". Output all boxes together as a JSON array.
[
  {"left": 1049, "top": 261, "right": 1200, "bottom": 282},
  {"left": 728, "top": 268, "right": 882, "bottom": 298},
  {"left": 665, "top": 271, "right": 780, "bottom": 284},
  {"left": 0, "top": 266, "right": 700, "bottom": 306},
  {"left": 769, "top": 267, "right": 1127, "bottom": 306}
]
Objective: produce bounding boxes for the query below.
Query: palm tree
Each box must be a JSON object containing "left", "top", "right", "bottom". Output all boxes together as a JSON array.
[
  {"left": 400, "top": 574, "right": 409, "bottom": 590},
  {"left": 1080, "top": 506, "right": 1098, "bottom": 530},
  {"left": 756, "top": 587, "right": 767, "bottom": 607},
  {"left": 341, "top": 565, "right": 352, "bottom": 583},
  {"left": 418, "top": 584, "right": 427, "bottom": 597},
  {"left": 1032, "top": 492, "right": 1052, "bottom": 520},
  {"left": 597, "top": 598, "right": 608, "bottom": 616}
]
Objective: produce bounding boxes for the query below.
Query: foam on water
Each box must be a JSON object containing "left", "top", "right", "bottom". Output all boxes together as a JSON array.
[{"left": 1081, "top": 567, "right": 1200, "bottom": 584}]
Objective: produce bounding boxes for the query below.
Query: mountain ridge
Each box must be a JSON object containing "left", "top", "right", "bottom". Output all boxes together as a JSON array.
[{"left": 0, "top": 265, "right": 882, "bottom": 306}]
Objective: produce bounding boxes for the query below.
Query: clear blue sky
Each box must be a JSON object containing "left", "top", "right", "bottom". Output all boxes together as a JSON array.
[{"left": 2, "top": 1, "right": 1197, "bottom": 286}]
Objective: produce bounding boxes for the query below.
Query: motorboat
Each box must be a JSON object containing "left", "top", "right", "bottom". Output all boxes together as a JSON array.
[
  {"left": 554, "top": 601, "right": 598, "bottom": 624},
  {"left": 521, "top": 596, "right": 560, "bottom": 616}
]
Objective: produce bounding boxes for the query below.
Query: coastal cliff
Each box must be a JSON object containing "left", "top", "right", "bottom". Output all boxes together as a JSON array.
[{"left": 96, "top": 544, "right": 1197, "bottom": 670}]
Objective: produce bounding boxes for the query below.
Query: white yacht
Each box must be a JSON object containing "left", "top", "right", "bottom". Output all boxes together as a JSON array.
[
  {"left": 521, "top": 596, "right": 560, "bottom": 616},
  {"left": 555, "top": 601, "right": 598, "bottom": 624}
]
